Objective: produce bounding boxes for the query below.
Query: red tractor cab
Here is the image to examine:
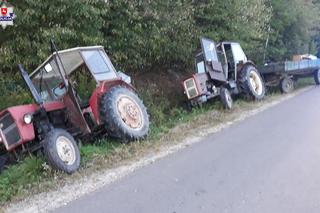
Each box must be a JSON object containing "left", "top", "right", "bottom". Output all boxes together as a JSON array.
[{"left": 0, "top": 42, "right": 149, "bottom": 174}]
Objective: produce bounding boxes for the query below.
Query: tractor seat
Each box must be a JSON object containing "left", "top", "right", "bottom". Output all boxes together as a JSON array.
[{"left": 79, "top": 100, "right": 90, "bottom": 109}]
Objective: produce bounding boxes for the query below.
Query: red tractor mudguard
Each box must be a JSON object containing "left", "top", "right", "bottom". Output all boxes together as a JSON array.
[{"left": 89, "top": 79, "right": 136, "bottom": 125}]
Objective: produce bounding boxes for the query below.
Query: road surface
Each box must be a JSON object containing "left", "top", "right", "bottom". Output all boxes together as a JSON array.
[{"left": 55, "top": 87, "right": 320, "bottom": 213}]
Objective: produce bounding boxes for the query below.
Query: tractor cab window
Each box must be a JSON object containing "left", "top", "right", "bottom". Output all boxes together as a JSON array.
[
  {"left": 81, "top": 50, "right": 118, "bottom": 81},
  {"left": 32, "top": 61, "right": 66, "bottom": 102},
  {"left": 195, "top": 53, "right": 206, "bottom": 74},
  {"left": 224, "top": 44, "right": 234, "bottom": 70},
  {"left": 31, "top": 47, "right": 119, "bottom": 104},
  {"left": 201, "top": 38, "right": 218, "bottom": 63},
  {"left": 197, "top": 61, "right": 205, "bottom": 74},
  {"left": 217, "top": 50, "right": 228, "bottom": 74},
  {"left": 231, "top": 43, "right": 247, "bottom": 64},
  {"left": 69, "top": 64, "right": 97, "bottom": 103}
]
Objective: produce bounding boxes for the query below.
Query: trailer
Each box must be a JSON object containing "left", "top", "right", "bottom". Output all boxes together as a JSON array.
[{"left": 258, "top": 59, "right": 320, "bottom": 93}]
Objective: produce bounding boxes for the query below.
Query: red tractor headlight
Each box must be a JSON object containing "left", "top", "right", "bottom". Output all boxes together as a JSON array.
[
  {"left": 184, "top": 78, "right": 199, "bottom": 99},
  {"left": 23, "top": 113, "right": 33, "bottom": 124}
]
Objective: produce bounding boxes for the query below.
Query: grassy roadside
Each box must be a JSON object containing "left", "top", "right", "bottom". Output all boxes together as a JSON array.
[
  {"left": 0, "top": 100, "right": 217, "bottom": 205},
  {"left": 0, "top": 79, "right": 315, "bottom": 207}
]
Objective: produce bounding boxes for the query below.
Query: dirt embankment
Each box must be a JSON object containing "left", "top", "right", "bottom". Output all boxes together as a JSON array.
[{"left": 131, "top": 69, "right": 190, "bottom": 107}]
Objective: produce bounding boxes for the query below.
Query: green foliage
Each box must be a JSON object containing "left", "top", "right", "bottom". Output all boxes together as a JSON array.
[
  {"left": 103, "top": 0, "right": 196, "bottom": 71},
  {"left": 266, "top": 0, "right": 320, "bottom": 61},
  {"left": 0, "top": 0, "right": 107, "bottom": 71},
  {"left": 0, "top": 0, "right": 319, "bottom": 73},
  {"left": 0, "top": 74, "right": 32, "bottom": 109},
  {"left": 0, "top": 156, "right": 49, "bottom": 203}
]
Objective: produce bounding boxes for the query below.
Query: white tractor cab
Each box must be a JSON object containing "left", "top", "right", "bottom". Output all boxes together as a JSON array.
[{"left": 183, "top": 37, "right": 265, "bottom": 109}]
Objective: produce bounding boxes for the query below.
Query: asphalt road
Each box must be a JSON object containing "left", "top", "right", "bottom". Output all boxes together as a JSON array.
[{"left": 55, "top": 87, "right": 320, "bottom": 213}]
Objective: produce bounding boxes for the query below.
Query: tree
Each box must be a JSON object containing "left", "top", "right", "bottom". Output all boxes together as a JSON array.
[
  {"left": 0, "top": 0, "right": 107, "bottom": 72},
  {"left": 266, "top": 0, "right": 320, "bottom": 61},
  {"left": 102, "top": 0, "right": 196, "bottom": 71}
]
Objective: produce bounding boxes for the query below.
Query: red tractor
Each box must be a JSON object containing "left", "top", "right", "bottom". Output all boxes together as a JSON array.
[
  {"left": 0, "top": 42, "right": 149, "bottom": 174},
  {"left": 183, "top": 38, "right": 265, "bottom": 109}
]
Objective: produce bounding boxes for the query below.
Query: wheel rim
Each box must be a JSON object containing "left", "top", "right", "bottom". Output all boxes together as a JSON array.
[
  {"left": 225, "top": 91, "right": 232, "bottom": 108},
  {"left": 284, "top": 79, "right": 293, "bottom": 92},
  {"left": 117, "top": 95, "right": 143, "bottom": 130},
  {"left": 249, "top": 70, "right": 263, "bottom": 96},
  {"left": 56, "top": 136, "right": 76, "bottom": 166}
]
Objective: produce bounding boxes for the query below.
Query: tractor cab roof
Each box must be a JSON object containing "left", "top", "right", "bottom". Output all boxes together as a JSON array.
[{"left": 30, "top": 46, "right": 107, "bottom": 78}]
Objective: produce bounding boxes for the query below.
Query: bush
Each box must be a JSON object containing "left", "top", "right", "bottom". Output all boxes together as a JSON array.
[
  {"left": 102, "top": 0, "right": 197, "bottom": 71},
  {"left": 0, "top": 0, "right": 107, "bottom": 71},
  {"left": 0, "top": 74, "right": 32, "bottom": 109}
]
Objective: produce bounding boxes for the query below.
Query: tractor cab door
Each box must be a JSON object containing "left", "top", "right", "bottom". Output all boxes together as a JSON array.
[
  {"left": 230, "top": 43, "right": 247, "bottom": 65},
  {"left": 62, "top": 84, "right": 91, "bottom": 134},
  {"left": 52, "top": 55, "right": 91, "bottom": 134},
  {"left": 18, "top": 65, "right": 43, "bottom": 105},
  {"left": 195, "top": 53, "right": 206, "bottom": 74},
  {"left": 223, "top": 42, "right": 248, "bottom": 80},
  {"left": 200, "top": 38, "right": 227, "bottom": 82}
]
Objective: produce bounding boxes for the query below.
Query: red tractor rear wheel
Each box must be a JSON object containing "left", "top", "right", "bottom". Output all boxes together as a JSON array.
[{"left": 100, "top": 86, "right": 149, "bottom": 142}]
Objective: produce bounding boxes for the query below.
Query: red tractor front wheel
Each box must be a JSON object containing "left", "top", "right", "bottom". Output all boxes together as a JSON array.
[{"left": 43, "top": 129, "right": 80, "bottom": 174}]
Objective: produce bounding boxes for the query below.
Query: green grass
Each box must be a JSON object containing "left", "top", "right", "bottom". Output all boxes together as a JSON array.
[
  {"left": 0, "top": 157, "right": 50, "bottom": 202},
  {"left": 296, "top": 77, "right": 315, "bottom": 88}
]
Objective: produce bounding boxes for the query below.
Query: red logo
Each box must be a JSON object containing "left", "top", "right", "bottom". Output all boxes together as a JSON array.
[{"left": 1, "top": 7, "right": 7, "bottom": 16}]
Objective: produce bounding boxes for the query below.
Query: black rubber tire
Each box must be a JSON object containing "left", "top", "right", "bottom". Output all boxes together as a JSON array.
[
  {"left": 238, "top": 65, "right": 265, "bottom": 100},
  {"left": 293, "top": 77, "right": 299, "bottom": 88},
  {"left": 43, "top": 129, "right": 80, "bottom": 174},
  {"left": 220, "top": 87, "right": 233, "bottom": 110},
  {"left": 280, "top": 77, "right": 295, "bottom": 94},
  {"left": 314, "top": 69, "right": 320, "bottom": 85},
  {"left": 100, "top": 86, "right": 149, "bottom": 141},
  {"left": 0, "top": 154, "right": 9, "bottom": 173},
  {"left": 182, "top": 101, "right": 193, "bottom": 112}
]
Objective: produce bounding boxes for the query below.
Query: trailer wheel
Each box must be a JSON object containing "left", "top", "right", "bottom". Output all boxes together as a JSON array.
[
  {"left": 220, "top": 87, "right": 233, "bottom": 110},
  {"left": 43, "top": 129, "right": 80, "bottom": 174},
  {"left": 280, "top": 77, "right": 295, "bottom": 94},
  {"left": 100, "top": 86, "right": 149, "bottom": 142},
  {"left": 314, "top": 69, "right": 320, "bottom": 85},
  {"left": 238, "top": 65, "right": 265, "bottom": 100}
]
